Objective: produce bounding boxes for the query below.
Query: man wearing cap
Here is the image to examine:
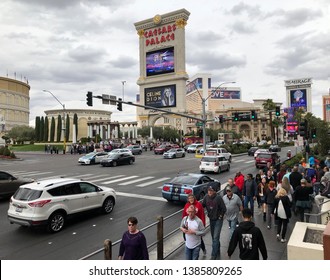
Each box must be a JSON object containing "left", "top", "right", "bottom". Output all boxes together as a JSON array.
[
  {"left": 223, "top": 186, "right": 243, "bottom": 238},
  {"left": 202, "top": 185, "right": 227, "bottom": 260}
]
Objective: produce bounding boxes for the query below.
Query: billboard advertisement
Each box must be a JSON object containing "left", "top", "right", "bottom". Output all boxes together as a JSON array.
[
  {"left": 145, "top": 85, "right": 176, "bottom": 108},
  {"left": 186, "top": 78, "right": 202, "bottom": 94},
  {"left": 290, "top": 89, "right": 307, "bottom": 109},
  {"left": 210, "top": 89, "right": 241, "bottom": 99},
  {"left": 146, "top": 47, "right": 174, "bottom": 77},
  {"left": 284, "top": 107, "right": 298, "bottom": 135}
]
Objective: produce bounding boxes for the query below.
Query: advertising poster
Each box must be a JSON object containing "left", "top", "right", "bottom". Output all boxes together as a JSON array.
[
  {"left": 290, "top": 89, "right": 307, "bottom": 109},
  {"left": 145, "top": 85, "right": 176, "bottom": 108},
  {"left": 211, "top": 89, "right": 241, "bottom": 99},
  {"left": 186, "top": 78, "right": 202, "bottom": 94}
]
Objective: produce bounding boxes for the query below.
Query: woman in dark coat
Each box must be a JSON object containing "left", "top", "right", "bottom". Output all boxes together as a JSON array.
[{"left": 273, "top": 187, "right": 291, "bottom": 243}]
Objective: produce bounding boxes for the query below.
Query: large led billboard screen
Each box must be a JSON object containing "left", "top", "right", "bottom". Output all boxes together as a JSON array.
[
  {"left": 146, "top": 47, "right": 174, "bottom": 77},
  {"left": 290, "top": 89, "right": 307, "bottom": 109},
  {"left": 145, "top": 85, "right": 176, "bottom": 108}
]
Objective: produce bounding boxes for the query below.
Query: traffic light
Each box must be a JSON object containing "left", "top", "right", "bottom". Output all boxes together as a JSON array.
[
  {"left": 251, "top": 110, "right": 257, "bottom": 121},
  {"left": 219, "top": 115, "right": 223, "bottom": 124},
  {"left": 299, "top": 119, "right": 308, "bottom": 137},
  {"left": 311, "top": 128, "right": 316, "bottom": 138},
  {"left": 275, "top": 106, "right": 280, "bottom": 116},
  {"left": 117, "top": 98, "right": 122, "bottom": 111},
  {"left": 233, "top": 112, "right": 239, "bottom": 121},
  {"left": 86, "top": 91, "right": 93, "bottom": 106}
]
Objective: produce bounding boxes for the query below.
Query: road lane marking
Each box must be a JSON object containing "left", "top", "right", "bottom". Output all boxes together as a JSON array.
[
  {"left": 137, "top": 177, "right": 171, "bottom": 187},
  {"left": 89, "top": 175, "right": 125, "bottom": 183},
  {"left": 116, "top": 191, "right": 166, "bottom": 201},
  {"left": 102, "top": 176, "right": 139, "bottom": 184},
  {"left": 118, "top": 176, "right": 154, "bottom": 185}
]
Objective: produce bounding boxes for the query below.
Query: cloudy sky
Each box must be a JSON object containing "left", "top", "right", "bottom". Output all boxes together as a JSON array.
[{"left": 1, "top": 0, "right": 329, "bottom": 125}]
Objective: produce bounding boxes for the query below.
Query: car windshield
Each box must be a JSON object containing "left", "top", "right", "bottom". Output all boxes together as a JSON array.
[
  {"left": 13, "top": 188, "right": 42, "bottom": 201},
  {"left": 85, "top": 152, "right": 95, "bottom": 157},
  {"left": 171, "top": 175, "right": 198, "bottom": 185},
  {"left": 258, "top": 154, "right": 272, "bottom": 159},
  {"left": 167, "top": 149, "right": 176, "bottom": 152},
  {"left": 201, "top": 157, "right": 216, "bottom": 162}
]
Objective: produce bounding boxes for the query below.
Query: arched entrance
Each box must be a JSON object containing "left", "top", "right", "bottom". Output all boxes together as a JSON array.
[{"left": 239, "top": 123, "right": 252, "bottom": 140}]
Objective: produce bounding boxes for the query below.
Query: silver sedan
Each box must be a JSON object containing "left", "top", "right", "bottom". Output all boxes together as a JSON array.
[{"left": 163, "top": 148, "right": 186, "bottom": 159}]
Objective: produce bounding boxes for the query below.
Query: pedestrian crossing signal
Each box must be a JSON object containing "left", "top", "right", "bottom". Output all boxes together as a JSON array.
[
  {"left": 275, "top": 106, "right": 280, "bottom": 116},
  {"left": 251, "top": 110, "right": 256, "bottom": 120},
  {"left": 234, "top": 112, "right": 239, "bottom": 121}
]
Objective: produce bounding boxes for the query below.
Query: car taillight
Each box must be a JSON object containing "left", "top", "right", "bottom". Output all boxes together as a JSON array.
[
  {"left": 163, "top": 186, "right": 170, "bottom": 192},
  {"left": 28, "top": 200, "right": 51, "bottom": 207},
  {"left": 184, "top": 189, "right": 192, "bottom": 194}
]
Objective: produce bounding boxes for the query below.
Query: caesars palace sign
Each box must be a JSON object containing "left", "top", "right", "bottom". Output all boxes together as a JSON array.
[{"left": 144, "top": 24, "right": 176, "bottom": 46}]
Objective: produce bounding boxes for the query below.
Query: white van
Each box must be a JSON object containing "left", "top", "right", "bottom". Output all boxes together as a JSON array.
[{"left": 199, "top": 156, "right": 230, "bottom": 174}]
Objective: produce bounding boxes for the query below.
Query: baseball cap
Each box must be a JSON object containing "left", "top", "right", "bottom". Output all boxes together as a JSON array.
[
  {"left": 225, "top": 186, "right": 232, "bottom": 192},
  {"left": 300, "top": 178, "right": 307, "bottom": 184}
]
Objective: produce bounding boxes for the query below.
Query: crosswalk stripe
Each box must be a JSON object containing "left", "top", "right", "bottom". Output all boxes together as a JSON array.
[
  {"left": 233, "top": 159, "right": 245, "bottom": 162},
  {"left": 102, "top": 176, "right": 139, "bottom": 184},
  {"left": 116, "top": 191, "right": 166, "bottom": 201},
  {"left": 246, "top": 160, "right": 255, "bottom": 163},
  {"left": 90, "top": 175, "right": 125, "bottom": 183},
  {"left": 118, "top": 176, "right": 154, "bottom": 185},
  {"left": 11, "top": 171, "right": 53, "bottom": 176},
  {"left": 137, "top": 177, "right": 171, "bottom": 187}
]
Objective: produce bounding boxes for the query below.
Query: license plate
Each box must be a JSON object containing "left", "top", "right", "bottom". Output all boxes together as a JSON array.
[
  {"left": 205, "top": 163, "right": 210, "bottom": 166},
  {"left": 171, "top": 195, "right": 179, "bottom": 200},
  {"left": 15, "top": 207, "right": 23, "bottom": 213}
]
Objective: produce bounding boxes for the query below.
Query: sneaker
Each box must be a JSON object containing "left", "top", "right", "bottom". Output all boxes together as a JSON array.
[
  {"left": 281, "top": 239, "right": 287, "bottom": 243},
  {"left": 276, "top": 234, "right": 280, "bottom": 241},
  {"left": 267, "top": 225, "right": 271, "bottom": 229},
  {"left": 203, "top": 249, "right": 207, "bottom": 256}
]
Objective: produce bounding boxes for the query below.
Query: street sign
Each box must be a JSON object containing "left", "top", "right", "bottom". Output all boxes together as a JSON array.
[
  {"left": 109, "top": 95, "right": 117, "bottom": 105},
  {"left": 102, "top": 94, "right": 110, "bottom": 104},
  {"left": 196, "top": 122, "right": 203, "bottom": 127}
]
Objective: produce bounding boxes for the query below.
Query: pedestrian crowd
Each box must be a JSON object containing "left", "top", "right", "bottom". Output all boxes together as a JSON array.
[{"left": 117, "top": 154, "right": 330, "bottom": 260}]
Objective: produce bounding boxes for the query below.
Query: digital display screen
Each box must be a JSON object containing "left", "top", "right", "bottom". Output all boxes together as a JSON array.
[
  {"left": 144, "top": 85, "right": 176, "bottom": 108},
  {"left": 146, "top": 47, "right": 174, "bottom": 76}
]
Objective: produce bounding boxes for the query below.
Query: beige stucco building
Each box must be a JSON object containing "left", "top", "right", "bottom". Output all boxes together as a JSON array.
[{"left": 0, "top": 77, "right": 30, "bottom": 134}]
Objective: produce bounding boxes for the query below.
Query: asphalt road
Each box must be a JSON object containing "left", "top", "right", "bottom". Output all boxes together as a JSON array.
[{"left": 0, "top": 147, "right": 295, "bottom": 259}]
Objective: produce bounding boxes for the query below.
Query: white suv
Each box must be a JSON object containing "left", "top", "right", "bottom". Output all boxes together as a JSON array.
[{"left": 7, "top": 178, "right": 116, "bottom": 233}]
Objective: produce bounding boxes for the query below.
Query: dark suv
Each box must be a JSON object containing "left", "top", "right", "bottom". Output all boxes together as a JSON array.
[{"left": 255, "top": 152, "right": 280, "bottom": 168}]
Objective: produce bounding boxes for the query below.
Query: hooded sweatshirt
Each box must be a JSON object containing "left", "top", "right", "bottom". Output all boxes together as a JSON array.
[{"left": 227, "top": 220, "right": 268, "bottom": 260}]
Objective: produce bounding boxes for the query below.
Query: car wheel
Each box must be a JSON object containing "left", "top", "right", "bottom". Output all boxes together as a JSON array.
[
  {"left": 102, "top": 197, "right": 115, "bottom": 214},
  {"left": 217, "top": 167, "right": 221, "bottom": 174},
  {"left": 200, "top": 170, "right": 204, "bottom": 174},
  {"left": 229, "top": 156, "right": 232, "bottom": 163},
  {"left": 173, "top": 155, "right": 176, "bottom": 158},
  {"left": 129, "top": 159, "right": 133, "bottom": 165},
  {"left": 47, "top": 211, "right": 65, "bottom": 233},
  {"left": 112, "top": 161, "right": 117, "bottom": 167},
  {"left": 139, "top": 151, "right": 142, "bottom": 155},
  {"left": 182, "top": 153, "right": 185, "bottom": 157}
]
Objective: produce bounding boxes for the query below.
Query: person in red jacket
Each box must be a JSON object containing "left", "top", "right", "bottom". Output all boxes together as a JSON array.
[
  {"left": 234, "top": 171, "right": 245, "bottom": 192},
  {"left": 182, "top": 193, "right": 207, "bottom": 256}
]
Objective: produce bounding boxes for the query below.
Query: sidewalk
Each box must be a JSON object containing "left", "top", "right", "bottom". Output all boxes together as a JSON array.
[{"left": 159, "top": 204, "right": 301, "bottom": 260}]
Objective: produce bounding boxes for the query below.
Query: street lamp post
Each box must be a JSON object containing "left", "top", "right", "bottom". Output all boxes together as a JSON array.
[
  {"left": 43, "top": 90, "right": 66, "bottom": 154},
  {"left": 189, "top": 81, "right": 236, "bottom": 152},
  {"left": 121, "top": 81, "right": 126, "bottom": 100}
]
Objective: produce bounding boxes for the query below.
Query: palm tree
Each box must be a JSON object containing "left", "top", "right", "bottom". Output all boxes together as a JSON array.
[{"left": 262, "top": 99, "right": 276, "bottom": 143}]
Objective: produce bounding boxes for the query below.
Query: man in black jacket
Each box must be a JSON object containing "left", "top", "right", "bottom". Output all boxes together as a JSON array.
[
  {"left": 202, "top": 185, "right": 227, "bottom": 260},
  {"left": 228, "top": 208, "right": 268, "bottom": 260}
]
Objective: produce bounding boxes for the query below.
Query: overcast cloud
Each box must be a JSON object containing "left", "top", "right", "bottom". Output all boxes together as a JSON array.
[{"left": 0, "top": 0, "right": 329, "bottom": 125}]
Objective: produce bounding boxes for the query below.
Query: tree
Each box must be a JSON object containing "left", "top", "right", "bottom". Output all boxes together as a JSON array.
[
  {"left": 35, "top": 117, "right": 40, "bottom": 142},
  {"left": 73, "top": 113, "right": 78, "bottom": 140},
  {"left": 44, "top": 116, "right": 49, "bottom": 142},
  {"left": 65, "top": 114, "right": 70, "bottom": 142},
  {"left": 40, "top": 116, "right": 44, "bottom": 142},
  {"left": 6, "top": 125, "right": 35, "bottom": 144},
  {"left": 50, "top": 117, "right": 55, "bottom": 142},
  {"left": 262, "top": 99, "right": 276, "bottom": 143},
  {"left": 56, "top": 115, "right": 62, "bottom": 142}
]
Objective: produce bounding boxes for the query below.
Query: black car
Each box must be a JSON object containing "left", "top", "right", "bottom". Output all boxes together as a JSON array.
[
  {"left": 0, "top": 171, "right": 35, "bottom": 198},
  {"left": 269, "top": 145, "right": 281, "bottom": 152},
  {"left": 100, "top": 153, "right": 135, "bottom": 167},
  {"left": 248, "top": 147, "right": 259, "bottom": 156}
]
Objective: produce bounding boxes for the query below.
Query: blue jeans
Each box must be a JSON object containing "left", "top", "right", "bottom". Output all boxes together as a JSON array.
[
  {"left": 185, "top": 245, "right": 201, "bottom": 260},
  {"left": 244, "top": 196, "right": 254, "bottom": 215},
  {"left": 227, "top": 217, "right": 238, "bottom": 238},
  {"left": 209, "top": 218, "right": 223, "bottom": 259}
]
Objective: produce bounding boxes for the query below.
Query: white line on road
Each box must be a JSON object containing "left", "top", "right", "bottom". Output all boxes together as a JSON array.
[
  {"left": 137, "top": 177, "right": 171, "bottom": 187},
  {"left": 118, "top": 176, "right": 154, "bottom": 185},
  {"left": 116, "top": 191, "right": 166, "bottom": 201},
  {"left": 102, "top": 176, "right": 139, "bottom": 184}
]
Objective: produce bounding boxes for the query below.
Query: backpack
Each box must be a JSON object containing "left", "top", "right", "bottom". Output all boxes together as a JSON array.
[{"left": 321, "top": 181, "right": 330, "bottom": 197}]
